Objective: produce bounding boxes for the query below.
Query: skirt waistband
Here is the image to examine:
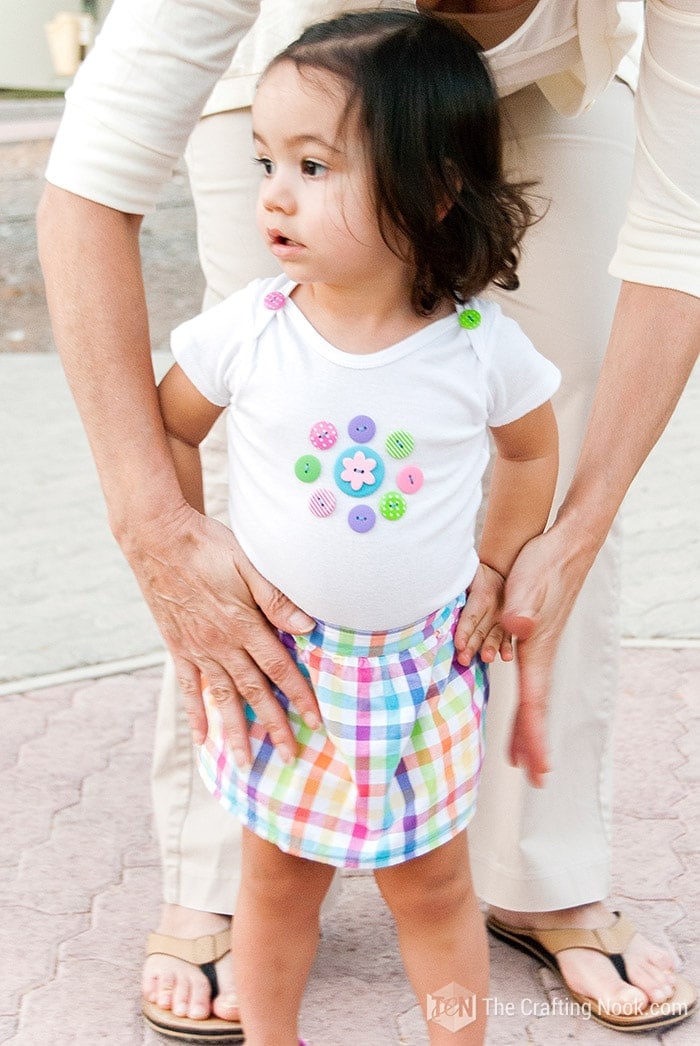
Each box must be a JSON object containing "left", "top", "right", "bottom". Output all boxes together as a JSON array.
[{"left": 285, "top": 593, "right": 466, "bottom": 658}]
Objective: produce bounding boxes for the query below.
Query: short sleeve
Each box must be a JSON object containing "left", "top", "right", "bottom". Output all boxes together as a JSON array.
[
  {"left": 477, "top": 302, "right": 561, "bottom": 427},
  {"left": 170, "top": 282, "right": 260, "bottom": 407}
]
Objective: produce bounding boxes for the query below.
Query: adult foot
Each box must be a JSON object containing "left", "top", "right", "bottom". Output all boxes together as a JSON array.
[
  {"left": 489, "top": 902, "right": 677, "bottom": 1013},
  {"left": 142, "top": 904, "right": 239, "bottom": 1022}
]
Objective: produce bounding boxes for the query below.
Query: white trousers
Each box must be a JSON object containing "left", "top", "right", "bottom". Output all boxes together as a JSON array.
[{"left": 152, "top": 78, "right": 635, "bottom": 913}]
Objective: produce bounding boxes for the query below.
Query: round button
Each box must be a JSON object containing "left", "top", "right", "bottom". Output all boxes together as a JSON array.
[
  {"left": 458, "top": 308, "right": 481, "bottom": 329},
  {"left": 294, "top": 454, "right": 321, "bottom": 483},
  {"left": 309, "top": 488, "right": 336, "bottom": 518},
  {"left": 264, "top": 290, "right": 287, "bottom": 310},
  {"left": 385, "top": 430, "right": 414, "bottom": 459},
  {"left": 334, "top": 445, "right": 385, "bottom": 498},
  {"left": 379, "top": 491, "right": 407, "bottom": 521},
  {"left": 348, "top": 505, "right": 376, "bottom": 533},
  {"left": 396, "top": 465, "right": 424, "bottom": 494},
  {"left": 309, "top": 420, "right": 338, "bottom": 450},
  {"left": 347, "top": 414, "right": 376, "bottom": 443}
]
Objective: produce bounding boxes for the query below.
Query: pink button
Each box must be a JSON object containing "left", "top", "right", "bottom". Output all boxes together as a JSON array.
[
  {"left": 264, "top": 291, "right": 287, "bottom": 310},
  {"left": 309, "top": 489, "right": 336, "bottom": 518},
  {"left": 396, "top": 465, "right": 424, "bottom": 494},
  {"left": 309, "top": 420, "right": 338, "bottom": 450}
]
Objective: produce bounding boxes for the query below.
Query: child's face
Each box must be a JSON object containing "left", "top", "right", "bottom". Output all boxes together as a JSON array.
[{"left": 253, "top": 61, "right": 401, "bottom": 290}]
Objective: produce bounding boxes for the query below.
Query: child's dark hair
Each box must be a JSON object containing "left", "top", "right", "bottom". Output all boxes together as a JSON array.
[{"left": 265, "top": 9, "right": 536, "bottom": 315}]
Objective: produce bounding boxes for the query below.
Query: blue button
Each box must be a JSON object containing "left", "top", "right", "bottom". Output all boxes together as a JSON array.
[{"left": 334, "top": 445, "right": 385, "bottom": 498}]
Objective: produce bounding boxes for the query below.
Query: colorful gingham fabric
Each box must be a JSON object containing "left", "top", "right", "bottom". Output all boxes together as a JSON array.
[{"left": 199, "top": 596, "right": 487, "bottom": 868}]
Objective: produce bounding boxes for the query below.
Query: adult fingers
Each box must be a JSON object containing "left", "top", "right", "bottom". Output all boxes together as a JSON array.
[{"left": 174, "top": 657, "right": 209, "bottom": 746}]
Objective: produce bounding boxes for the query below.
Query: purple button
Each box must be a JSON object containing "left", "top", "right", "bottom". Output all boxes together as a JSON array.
[
  {"left": 264, "top": 290, "right": 287, "bottom": 310},
  {"left": 348, "top": 505, "right": 376, "bottom": 533},
  {"left": 348, "top": 414, "right": 376, "bottom": 443}
]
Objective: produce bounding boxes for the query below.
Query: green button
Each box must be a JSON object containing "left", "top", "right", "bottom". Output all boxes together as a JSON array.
[
  {"left": 385, "top": 430, "right": 414, "bottom": 460},
  {"left": 294, "top": 454, "right": 321, "bottom": 483},
  {"left": 379, "top": 491, "right": 407, "bottom": 521},
  {"left": 459, "top": 309, "right": 481, "bottom": 330}
]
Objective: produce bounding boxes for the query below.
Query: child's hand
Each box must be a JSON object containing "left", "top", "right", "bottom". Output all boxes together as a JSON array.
[{"left": 454, "top": 563, "right": 513, "bottom": 666}]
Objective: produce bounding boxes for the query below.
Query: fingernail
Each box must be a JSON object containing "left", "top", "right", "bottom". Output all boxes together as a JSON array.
[
  {"left": 279, "top": 746, "right": 294, "bottom": 765},
  {"left": 303, "top": 710, "right": 321, "bottom": 730},
  {"left": 289, "top": 610, "right": 315, "bottom": 633}
]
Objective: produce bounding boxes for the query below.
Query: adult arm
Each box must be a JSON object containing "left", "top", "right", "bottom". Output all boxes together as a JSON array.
[
  {"left": 456, "top": 401, "right": 559, "bottom": 786},
  {"left": 503, "top": 0, "right": 700, "bottom": 735},
  {"left": 503, "top": 284, "right": 699, "bottom": 727},
  {"left": 37, "top": 0, "right": 320, "bottom": 761}
]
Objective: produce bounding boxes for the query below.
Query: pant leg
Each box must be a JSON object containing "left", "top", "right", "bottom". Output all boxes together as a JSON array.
[
  {"left": 152, "top": 109, "right": 278, "bottom": 912},
  {"left": 469, "top": 80, "right": 636, "bottom": 911}
]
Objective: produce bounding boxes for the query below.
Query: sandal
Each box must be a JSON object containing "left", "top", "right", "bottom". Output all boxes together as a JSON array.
[
  {"left": 487, "top": 912, "right": 696, "bottom": 1032},
  {"left": 142, "top": 929, "right": 244, "bottom": 1042}
]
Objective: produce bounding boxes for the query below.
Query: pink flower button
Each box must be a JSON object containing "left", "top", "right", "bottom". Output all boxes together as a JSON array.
[
  {"left": 264, "top": 291, "right": 287, "bottom": 310},
  {"left": 340, "top": 450, "right": 377, "bottom": 492}
]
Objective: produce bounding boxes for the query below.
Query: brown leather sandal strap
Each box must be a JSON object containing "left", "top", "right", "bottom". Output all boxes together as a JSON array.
[
  {"left": 533, "top": 913, "right": 637, "bottom": 958},
  {"left": 146, "top": 929, "right": 231, "bottom": 966}
]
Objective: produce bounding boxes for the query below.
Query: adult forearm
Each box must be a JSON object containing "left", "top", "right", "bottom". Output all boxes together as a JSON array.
[
  {"left": 555, "top": 282, "right": 699, "bottom": 562},
  {"left": 37, "top": 185, "right": 185, "bottom": 548}
]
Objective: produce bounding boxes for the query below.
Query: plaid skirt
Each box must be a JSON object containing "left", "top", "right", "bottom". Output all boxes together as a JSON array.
[{"left": 199, "top": 596, "right": 487, "bottom": 868}]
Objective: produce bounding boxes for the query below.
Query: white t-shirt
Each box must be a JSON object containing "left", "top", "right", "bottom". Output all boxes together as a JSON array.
[{"left": 171, "top": 276, "right": 561, "bottom": 631}]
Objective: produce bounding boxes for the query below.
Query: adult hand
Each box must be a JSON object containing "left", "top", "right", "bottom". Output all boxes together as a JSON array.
[
  {"left": 125, "top": 500, "right": 319, "bottom": 767},
  {"left": 501, "top": 520, "right": 595, "bottom": 788}
]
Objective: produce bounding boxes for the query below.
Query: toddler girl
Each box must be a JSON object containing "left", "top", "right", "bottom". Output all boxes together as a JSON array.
[{"left": 157, "top": 10, "right": 560, "bottom": 1044}]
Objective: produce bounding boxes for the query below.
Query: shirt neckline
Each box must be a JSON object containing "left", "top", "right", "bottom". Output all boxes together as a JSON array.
[{"left": 280, "top": 287, "right": 461, "bottom": 370}]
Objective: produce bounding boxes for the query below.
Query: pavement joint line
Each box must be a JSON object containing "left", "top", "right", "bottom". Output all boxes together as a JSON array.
[
  {"left": 0, "top": 652, "right": 166, "bottom": 697},
  {"left": 0, "top": 638, "right": 697, "bottom": 699},
  {"left": 621, "top": 636, "right": 700, "bottom": 649}
]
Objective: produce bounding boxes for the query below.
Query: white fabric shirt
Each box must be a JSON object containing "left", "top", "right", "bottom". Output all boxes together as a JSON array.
[
  {"left": 170, "top": 276, "right": 561, "bottom": 630},
  {"left": 45, "top": 0, "right": 700, "bottom": 297}
]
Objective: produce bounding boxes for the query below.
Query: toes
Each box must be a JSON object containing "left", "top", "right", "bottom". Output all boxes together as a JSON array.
[
  {"left": 171, "top": 979, "right": 192, "bottom": 1018},
  {"left": 156, "top": 972, "right": 176, "bottom": 1011},
  {"left": 213, "top": 991, "right": 241, "bottom": 1022},
  {"left": 624, "top": 938, "right": 678, "bottom": 1002},
  {"left": 599, "top": 982, "right": 647, "bottom": 1015},
  {"left": 188, "top": 980, "right": 215, "bottom": 1021}
]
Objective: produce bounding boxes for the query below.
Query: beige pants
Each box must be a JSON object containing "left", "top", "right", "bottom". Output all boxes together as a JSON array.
[{"left": 153, "top": 77, "right": 635, "bottom": 913}]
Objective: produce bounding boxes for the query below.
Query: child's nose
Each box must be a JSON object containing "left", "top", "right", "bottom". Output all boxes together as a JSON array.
[{"left": 261, "top": 172, "right": 296, "bottom": 214}]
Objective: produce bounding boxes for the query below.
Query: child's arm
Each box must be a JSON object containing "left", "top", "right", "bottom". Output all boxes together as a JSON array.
[
  {"left": 157, "top": 363, "right": 225, "bottom": 512},
  {"left": 455, "top": 400, "right": 559, "bottom": 785}
]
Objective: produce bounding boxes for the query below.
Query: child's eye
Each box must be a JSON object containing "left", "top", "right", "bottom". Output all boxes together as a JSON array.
[
  {"left": 301, "top": 159, "right": 328, "bottom": 177},
  {"left": 254, "top": 156, "right": 274, "bottom": 176}
]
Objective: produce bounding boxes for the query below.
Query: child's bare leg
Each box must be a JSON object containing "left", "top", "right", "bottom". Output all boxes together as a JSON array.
[
  {"left": 375, "top": 832, "right": 488, "bottom": 1045},
  {"left": 233, "top": 827, "right": 335, "bottom": 1046}
]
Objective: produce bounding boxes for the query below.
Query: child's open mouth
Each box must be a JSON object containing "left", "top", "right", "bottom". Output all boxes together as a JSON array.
[{"left": 268, "top": 228, "right": 302, "bottom": 249}]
